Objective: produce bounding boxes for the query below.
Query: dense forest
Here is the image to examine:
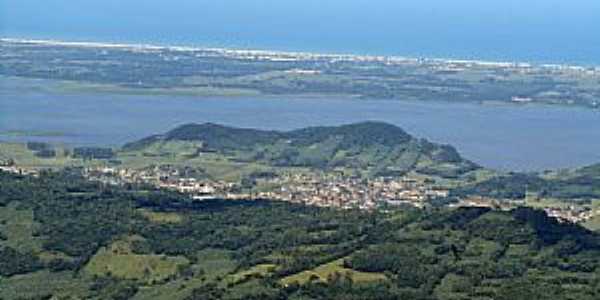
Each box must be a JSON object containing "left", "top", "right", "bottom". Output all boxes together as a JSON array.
[
  {"left": 1, "top": 170, "right": 600, "bottom": 299},
  {"left": 452, "top": 165, "right": 600, "bottom": 201}
]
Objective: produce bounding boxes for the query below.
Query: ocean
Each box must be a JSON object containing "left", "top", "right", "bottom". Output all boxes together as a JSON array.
[{"left": 2, "top": 0, "right": 600, "bottom": 65}]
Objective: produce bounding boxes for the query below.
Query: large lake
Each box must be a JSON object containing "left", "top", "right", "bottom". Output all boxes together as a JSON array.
[{"left": 2, "top": 85, "right": 599, "bottom": 172}]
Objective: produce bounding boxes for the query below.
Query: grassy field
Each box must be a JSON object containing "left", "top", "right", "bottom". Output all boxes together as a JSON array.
[
  {"left": 0, "top": 203, "right": 84, "bottom": 299},
  {"left": 132, "top": 248, "right": 237, "bottom": 300},
  {"left": 84, "top": 237, "right": 189, "bottom": 284},
  {"left": 0, "top": 270, "right": 91, "bottom": 300},
  {"left": 281, "top": 258, "right": 387, "bottom": 286},
  {"left": 464, "top": 238, "right": 504, "bottom": 259},
  {"left": 118, "top": 144, "right": 277, "bottom": 182},
  {"left": 0, "top": 141, "right": 276, "bottom": 182},
  {"left": 227, "top": 263, "right": 277, "bottom": 284},
  {"left": 525, "top": 196, "right": 579, "bottom": 209},
  {"left": 138, "top": 209, "right": 184, "bottom": 224},
  {"left": 583, "top": 215, "right": 600, "bottom": 231},
  {"left": 0, "top": 202, "right": 43, "bottom": 253},
  {"left": 433, "top": 273, "right": 472, "bottom": 300},
  {"left": 193, "top": 249, "right": 238, "bottom": 281},
  {"left": 0, "top": 142, "right": 108, "bottom": 169},
  {"left": 55, "top": 79, "right": 262, "bottom": 97}
]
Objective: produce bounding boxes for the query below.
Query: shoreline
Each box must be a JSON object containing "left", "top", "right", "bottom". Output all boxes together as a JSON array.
[{"left": 2, "top": 37, "right": 599, "bottom": 72}]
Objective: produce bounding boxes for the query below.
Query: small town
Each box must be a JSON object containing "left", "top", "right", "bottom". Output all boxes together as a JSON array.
[
  {"left": 450, "top": 195, "right": 598, "bottom": 224},
  {"left": 0, "top": 159, "right": 40, "bottom": 177},
  {"left": 79, "top": 164, "right": 599, "bottom": 224},
  {"left": 1, "top": 157, "right": 597, "bottom": 225},
  {"left": 82, "top": 165, "right": 450, "bottom": 210}
]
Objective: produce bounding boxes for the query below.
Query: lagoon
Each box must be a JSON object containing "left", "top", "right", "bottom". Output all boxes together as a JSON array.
[{"left": 1, "top": 83, "right": 599, "bottom": 171}]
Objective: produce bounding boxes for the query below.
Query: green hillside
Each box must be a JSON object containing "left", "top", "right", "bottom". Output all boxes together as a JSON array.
[
  {"left": 1, "top": 171, "right": 600, "bottom": 299},
  {"left": 123, "top": 122, "right": 480, "bottom": 179}
]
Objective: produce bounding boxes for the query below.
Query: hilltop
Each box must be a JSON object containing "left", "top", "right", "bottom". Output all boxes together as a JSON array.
[{"left": 123, "top": 121, "right": 480, "bottom": 179}]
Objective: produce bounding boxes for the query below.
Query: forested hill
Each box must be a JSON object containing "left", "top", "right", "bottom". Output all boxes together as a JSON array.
[
  {"left": 2, "top": 171, "right": 600, "bottom": 299},
  {"left": 452, "top": 164, "right": 600, "bottom": 201},
  {"left": 123, "top": 121, "right": 480, "bottom": 178}
]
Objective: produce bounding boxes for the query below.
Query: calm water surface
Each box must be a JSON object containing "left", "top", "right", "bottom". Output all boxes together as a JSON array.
[
  {"left": 2, "top": 88, "right": 599, "bottom": 172},
  {"left": 3, "top": 0, "right": 600, "bottom": 65}
]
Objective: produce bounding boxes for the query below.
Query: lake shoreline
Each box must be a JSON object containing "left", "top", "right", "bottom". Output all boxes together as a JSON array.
[
  {"left": 2, "top": 88, "right": 599, "bottom": 172},
  {"left": 3, "top": 75, "right": 599, "bottom": 113}
]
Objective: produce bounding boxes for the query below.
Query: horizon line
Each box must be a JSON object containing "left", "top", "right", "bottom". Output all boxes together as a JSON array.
[{"left": 2, "top": 36, "right": 598, "bottom": 71}]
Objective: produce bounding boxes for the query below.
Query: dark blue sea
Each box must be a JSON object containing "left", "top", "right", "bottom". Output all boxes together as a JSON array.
[{"left": 2, "top": 0, "right": 600, "bottom": 65}]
